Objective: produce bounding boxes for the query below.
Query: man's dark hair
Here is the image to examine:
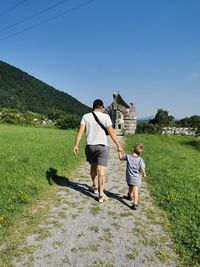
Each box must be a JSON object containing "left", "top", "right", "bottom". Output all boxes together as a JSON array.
[{"left": 93, "top": 99, "right": 104, "bottom": 109}]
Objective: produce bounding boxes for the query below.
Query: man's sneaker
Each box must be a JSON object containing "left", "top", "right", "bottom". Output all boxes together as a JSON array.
[
  {"left": 131, "top": 204, "right": 139, "bottom": 210},
  {"left": 98, "top": 194, "right": 107, "bottom": 203},
  {"left": 93, "top": 187, "right": 99, "bottom": 194},
  {"left": 90, "top": 186, "right": 99, "bottom": 195}
]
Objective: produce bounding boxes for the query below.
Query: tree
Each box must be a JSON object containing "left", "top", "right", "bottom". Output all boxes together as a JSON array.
[
  {"left": 196, "top": 126, "right": 200, "bottom": 136},
  {"left": 149, "top": 109, "right": 175, "bottom": 126},
  {"left": 47, "top": 108, "right": 64, "bottom": 120},
  {"left": 178, "top": 115, "right": 200, "bottom": 128}
]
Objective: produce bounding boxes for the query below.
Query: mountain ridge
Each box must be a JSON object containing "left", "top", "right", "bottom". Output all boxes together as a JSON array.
[{"left": 0, "top": 60, "right": 91, "bottom": 116}]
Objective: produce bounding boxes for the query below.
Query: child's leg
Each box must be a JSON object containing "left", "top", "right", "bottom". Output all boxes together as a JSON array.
[
  {"left": 128, "top": 185, "right": 134, "bottom": 198},
  {"left": 133, "top": 186, "right": 139, "bottom": 204}
]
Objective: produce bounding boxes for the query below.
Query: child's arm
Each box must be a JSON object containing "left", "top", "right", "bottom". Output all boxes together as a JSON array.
[{"left": 141, "top": 166, "right": 146, "bottom": 178}]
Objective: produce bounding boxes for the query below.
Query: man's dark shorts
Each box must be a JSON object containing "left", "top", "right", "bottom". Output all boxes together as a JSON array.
[{"left": 85, "top": 145, "right": 109, "bottom": 166}]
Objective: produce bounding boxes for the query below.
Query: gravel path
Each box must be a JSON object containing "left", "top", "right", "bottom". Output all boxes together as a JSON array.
[{"left": 13, "top": 136, "right": 178, "bottom": 267}]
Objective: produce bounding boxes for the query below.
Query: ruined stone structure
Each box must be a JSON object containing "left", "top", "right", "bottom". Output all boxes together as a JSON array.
[
  {"left": 105, "top": 93, "right": 137, "bottom": 134},
  {"left": 162, "top": 127, "right": 197, "bottom": 136}
]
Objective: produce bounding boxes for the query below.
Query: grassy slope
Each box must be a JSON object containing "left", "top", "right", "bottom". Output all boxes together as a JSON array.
[{"left": 125, "top": 134, "right": 200, "bottom": 266}]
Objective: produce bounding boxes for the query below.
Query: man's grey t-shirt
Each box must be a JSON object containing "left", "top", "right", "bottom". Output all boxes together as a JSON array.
[
  {"left": 122, "top": 154, "right": 145, "bottom": 186},
  {"left": 81, "top": 112, "right": 112, "bottom": 146}
]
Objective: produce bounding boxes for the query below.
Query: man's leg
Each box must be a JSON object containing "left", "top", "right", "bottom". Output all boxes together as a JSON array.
[
  {"left": 97, "top": 165, "right": 105, "bottom": 197},
  {"left": 90, "top": 163, "right": 98, "bottom": 189}
]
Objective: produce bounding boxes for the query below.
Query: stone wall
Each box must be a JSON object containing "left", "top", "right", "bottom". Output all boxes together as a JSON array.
[
  {"left": 162, "top": 127, "right": 197, "bottom": 136},
  {"left": 105, "top": 100, "right": 137, "bottom": 135},
  {"left": 119, "top": 103, "right": 137, "bottom": 135}
]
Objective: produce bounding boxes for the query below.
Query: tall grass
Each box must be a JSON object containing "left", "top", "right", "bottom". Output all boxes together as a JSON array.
[
  {"left": 0, "top": 124, "right": 85, "bottom": 237},
  {"left": 125, "top": 134, "right": 200, "bottom": 266}
]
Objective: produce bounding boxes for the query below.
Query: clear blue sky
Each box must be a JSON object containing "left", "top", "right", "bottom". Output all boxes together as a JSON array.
[{"left": 1, "top": 0, "right": 200, "bottom": 119}]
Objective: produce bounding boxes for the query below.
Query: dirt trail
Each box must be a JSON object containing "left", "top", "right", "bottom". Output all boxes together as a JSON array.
[{"left": 13, "top": 136, "right": 178, "bottom": 267}]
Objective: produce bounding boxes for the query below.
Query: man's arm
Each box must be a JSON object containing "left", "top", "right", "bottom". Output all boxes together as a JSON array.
[
  {"left": 106, "top": 126, "right": 123, "bottom": 152},
  {"left": 73, "top": 124, "right": 85, "bottom": 155}
]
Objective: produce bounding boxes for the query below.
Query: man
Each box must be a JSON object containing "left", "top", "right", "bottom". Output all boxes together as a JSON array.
[{"left": 73, "top": 99, "right": 123, "bottom": 203}]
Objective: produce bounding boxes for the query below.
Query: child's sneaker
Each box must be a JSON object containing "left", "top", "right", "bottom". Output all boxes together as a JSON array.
[
  {"left": 127, "top": 193, "right": 133, "bottom": 201},
  {"left": 98, "top": 194, "right": 107, "bottom": 203},
  {"left": 131, "top": 204, "right": 139, "bottom": 210}
]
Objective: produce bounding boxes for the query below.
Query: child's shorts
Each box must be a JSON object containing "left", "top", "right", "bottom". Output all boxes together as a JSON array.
[{"left": 127, "top": 176, "right": 141, "bottom": 187}]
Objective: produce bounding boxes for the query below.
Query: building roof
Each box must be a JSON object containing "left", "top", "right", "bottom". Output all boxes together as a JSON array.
[{"left": 113, "top": 93, "right": 130, "bottom": 108}]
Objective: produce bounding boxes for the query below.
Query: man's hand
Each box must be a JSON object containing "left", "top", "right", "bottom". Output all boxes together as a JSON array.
[
  {"left": 118, "top": 151, "right": 123, "bottom": 160},
  {"left": 73, "top": 124, "right": 85, "bottom": 156},
  {"left": 73, "top": 145, "right": 79, "bottom": 155}
]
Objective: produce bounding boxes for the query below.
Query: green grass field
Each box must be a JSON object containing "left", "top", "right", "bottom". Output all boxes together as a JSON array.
[
  {"left": 0, "top": 124, "right": 85, "bottom": 238},
  {"left": 125, "top": 134, "right": 200, "bottom": 266},
  {"left": 1, "top": 124, "right": 200, "bottom": 266}
]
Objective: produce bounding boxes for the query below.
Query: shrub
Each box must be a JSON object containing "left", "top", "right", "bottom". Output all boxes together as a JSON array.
[
  {"left": 0, "top": 108, "right": 81, "bottom": 129},
  {"left": 47, "top": 108, "right": 64, "bottom": 120},
  {"left": 56, "top": 114, "right": 80, "bottom": 129},
  {"left": 0, "top": 109, "right": 23, "bottom": 124},
  {"left": 23, "top": 111, "right": 44, "bottom": 125},
  {"left": 136, "top": 122, "right": 162, "bottom": 134}
]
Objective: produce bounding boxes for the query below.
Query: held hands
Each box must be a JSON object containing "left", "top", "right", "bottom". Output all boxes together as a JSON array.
[{"left": 118, "top": 151, "right": 123, "bottom": 160}]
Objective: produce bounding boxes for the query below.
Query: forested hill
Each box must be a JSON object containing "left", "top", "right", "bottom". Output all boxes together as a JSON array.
[{"left": 0, "top": 60, "right": 91, "bottom": 116}]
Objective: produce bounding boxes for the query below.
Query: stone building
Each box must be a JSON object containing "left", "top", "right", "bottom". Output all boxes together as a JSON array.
[{"left": 105, "top": 93, "right": 137, "bottom": 134}]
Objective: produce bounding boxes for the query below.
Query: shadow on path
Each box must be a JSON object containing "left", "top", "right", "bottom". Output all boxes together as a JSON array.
[
  {"left": 46, "top": 167, "right": 131, "bottom": 208},
  {"left": 46, "top": 167, "right": 96, "bottom": 200},
  {"left": 104, "top": 190, "right": 131, "bottom": 208}
]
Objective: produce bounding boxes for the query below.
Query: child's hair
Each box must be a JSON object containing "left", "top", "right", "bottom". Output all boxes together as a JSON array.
[{"left": 133, "top": 143, "right": 144, "bottom": 155}]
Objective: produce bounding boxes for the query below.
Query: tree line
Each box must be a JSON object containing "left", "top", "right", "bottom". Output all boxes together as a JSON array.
[{"left": 136, "top": 109, "right": 200, "bottom": 135}]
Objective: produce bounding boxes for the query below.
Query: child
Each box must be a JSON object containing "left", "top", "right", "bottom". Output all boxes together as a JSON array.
[{"left": 118, "top": 143, "right": 146, "bottom": 210}]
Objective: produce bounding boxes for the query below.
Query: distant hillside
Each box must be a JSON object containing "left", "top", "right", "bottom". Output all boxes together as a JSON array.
[
  {"left": 137, "top": 116, "right": 154, "bottom": 122},
  {"left": 0, "top": 60, "right": 91, "bottom": 116}
]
